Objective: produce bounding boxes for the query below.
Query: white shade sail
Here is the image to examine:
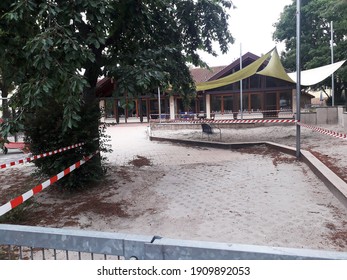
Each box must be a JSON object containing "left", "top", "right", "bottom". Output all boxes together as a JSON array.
[{"left": 288, "top": 60, "right": 346, "bottom": 86}]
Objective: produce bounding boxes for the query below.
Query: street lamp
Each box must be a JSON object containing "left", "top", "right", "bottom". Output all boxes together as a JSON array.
[{"left": 296, "top": 0, "right": 301, "bottom": 158}]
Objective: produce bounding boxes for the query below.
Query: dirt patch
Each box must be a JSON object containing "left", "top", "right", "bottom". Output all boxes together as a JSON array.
[
  {"left": 117, "top": 166, "right": 135, "bottom": 182},
  {"left": 0, "top": 164, "right": 167, "bottom": 229},
  {"left": 72, "top": 200, "right": 130, "bottom": 217},
  {"left": 329, "top": 231, "right": 347, "bottom": 248},
  {"left": 0, "top": 167, "right": 40, "bottom": 205},
  {"left": 237, "top": 145, "right": 298, "bottom": 167},
  {"left": 326, "top": 222, "right": 347, "bottom": 249},
  {"left": 309, "top": 150, "right": 347, "bottom": 183},
  {"left": 128, "top": 155, "right": 152, "bottom": 167}
]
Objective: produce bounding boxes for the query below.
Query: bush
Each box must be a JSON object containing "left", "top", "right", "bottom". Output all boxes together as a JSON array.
[{"left": 23, "top": 99, "right": 111, "bottom": 191}]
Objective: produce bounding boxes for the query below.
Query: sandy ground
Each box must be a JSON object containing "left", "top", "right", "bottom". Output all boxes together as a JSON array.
[
  {"left": 0, "top": 122, "right": 347, "bottom": 253},
  {"left": 151, "top": 123, "right": 347, "bottom": 183}
]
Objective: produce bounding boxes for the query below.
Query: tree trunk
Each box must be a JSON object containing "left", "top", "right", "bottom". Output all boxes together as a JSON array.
[{"left": 1, "top": 85, "right": 10, "bottom": 119}]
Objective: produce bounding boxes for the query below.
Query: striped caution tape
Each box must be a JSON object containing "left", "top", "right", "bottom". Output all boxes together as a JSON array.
[
  {"left": 0, "top": 142, "right": 85, "bottom": 170},
  {"left": 298, "top": 122, "right": 347, "bottom": 140},
  {"left": 0, "top": 151, "right": 99, "bottom": 217},
  {"left": 162, "top": 119, "right": 296, "bottom": 124},
  {"left": 198, "top": 119, "right": 296, "bottom": 124}
]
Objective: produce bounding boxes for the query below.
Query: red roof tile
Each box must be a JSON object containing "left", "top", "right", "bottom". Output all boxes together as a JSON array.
[{"left": 190, "top": 66, "right": 227, "bottom": 83}]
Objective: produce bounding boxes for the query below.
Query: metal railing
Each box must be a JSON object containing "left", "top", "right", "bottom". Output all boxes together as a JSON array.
[{"left": 1, "top": 224, "right": 347, "bottom": 260}]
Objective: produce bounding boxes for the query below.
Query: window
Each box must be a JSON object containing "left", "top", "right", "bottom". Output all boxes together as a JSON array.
[
  {"left": 280, "top": 91, "right": 292, "bottom": 110},
  {"left": 250, "top": 94, "right": 261, "bottom": 111},
  {"left": 211, "top": 95, "right": 221, "bottom": 113},
  {"left": 224, "top": 96, "right": 233, "bottom": 113}
]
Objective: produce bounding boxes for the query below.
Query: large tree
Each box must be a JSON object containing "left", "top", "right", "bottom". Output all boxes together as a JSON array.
[
  {"left": 273, "top": 0, "right": 347, "bottom": 104},
  {"left": 0, "top": 0, "right": 234, "bottom": 188}
]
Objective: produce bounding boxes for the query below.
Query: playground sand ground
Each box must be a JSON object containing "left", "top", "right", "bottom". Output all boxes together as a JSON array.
[{"left": 1, "top": 123, "right": 347, "bottom": 252}]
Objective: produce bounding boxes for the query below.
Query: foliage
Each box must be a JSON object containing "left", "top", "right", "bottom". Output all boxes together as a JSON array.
[
  {"left": 0, "top": 0, "right": 234, "bottom": 189},
  {"left": 273, "top": 0, "right": 347, "bottom": 103}
]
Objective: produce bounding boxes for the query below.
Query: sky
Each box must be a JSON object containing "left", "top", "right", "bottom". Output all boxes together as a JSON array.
[{"left": 199, "top": 0, "right": 293, "bottom": 67}]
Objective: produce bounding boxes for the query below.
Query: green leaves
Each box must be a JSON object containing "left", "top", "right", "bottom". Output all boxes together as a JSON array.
[
  {"left": 273, "top": 0, "right": 347, "bottom": 103},
  {"left": 0, "top": 0, "right": 235, "bottom": 188}
]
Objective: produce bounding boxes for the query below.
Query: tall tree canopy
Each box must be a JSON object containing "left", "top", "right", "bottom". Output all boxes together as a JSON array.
[
  {"left": 0, "top": 0, "right": 234, "bottom": 188},
  {"left": 273, "top": 0, "right": 347, "bottom": 103}
]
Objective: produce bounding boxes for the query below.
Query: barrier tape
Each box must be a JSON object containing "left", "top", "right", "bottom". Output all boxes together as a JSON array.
[
  {"left": 197, "top": 119, "right": 296, "bottom": 124},
  {"left": 151, "top": 109, "right": 294, "bottom": 117},
  {"left": 156, "top": 119, "right": 296, "bottom": 124},
  {"left": 0, "top": 151, "right": 99, "bottom": 217},
  {"left": 298, "top": 122, "right": 347, "bottom": 140},
  {"left": 0, "top": 142, "right": 85, "bottom": 170}
]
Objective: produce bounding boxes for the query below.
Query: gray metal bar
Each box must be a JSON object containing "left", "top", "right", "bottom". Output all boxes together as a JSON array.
[
  {"left": 0, "top": 224, "right": 153, "bottom": 259},
  {"left": 146, "top": 238, "right": 347, "bottom": 260}
]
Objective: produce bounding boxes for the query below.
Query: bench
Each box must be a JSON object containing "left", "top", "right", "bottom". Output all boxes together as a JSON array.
[
  {"left": 201, "top": 123, "right": 221, "bottom": 140},
  {"left": 2, "top": 142, "right": 30, "bottom": 154}
]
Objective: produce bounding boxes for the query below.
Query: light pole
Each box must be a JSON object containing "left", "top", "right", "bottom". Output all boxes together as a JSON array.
[
  {"left": 296, "top": 0, "right": 301, "bottom": 158},
  {"left": 240, "top": 43, "right": 243, "bottom": 120}
]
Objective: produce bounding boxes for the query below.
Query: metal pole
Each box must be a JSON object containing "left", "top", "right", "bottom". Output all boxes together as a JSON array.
[
  {"left": 331, "top": 21, "right": 334, "bottom": 107},
  {"left": 296, "top": 0, "right": 301, "bottom": 158},
  {"left": 240, "top": 43, "right": 243, "bottom": 120},
  {"left": 158, "top": 87, "right": 161, "bottom": 123}
]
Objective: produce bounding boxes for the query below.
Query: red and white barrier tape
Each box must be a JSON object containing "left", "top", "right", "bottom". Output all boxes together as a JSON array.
[
  {"left": 169, "top": 119, "right": 296, "bottom": 124},
  {"left": 298, "top": 122, "right": 347, "bottom": 140},
  {"left": 0, "top": 151, "right": 99, "bottom": 216},
  {"left": 0, "top": 142, "right": 85, "bottom": 170},
  {"left": 198, "top": 119, "right": 295, "bottom": 124}
]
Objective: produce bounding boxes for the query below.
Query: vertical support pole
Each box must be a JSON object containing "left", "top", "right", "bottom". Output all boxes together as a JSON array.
[
  {"left": 139, "top": 98, "right": 143, "bottom": 123},
  {"left": 125, "top": 97, "right": 128, "bottom": 124},
  {"left": 240, "top": 43, "right": 243, "bottom": 120},
  {"left": 99, "top": 99, "right": 105, "bottom": 123},
  {"left": 169, "top": 95, "right": 175, "bottom": 120},
  {"left": 158, "top": 87, "right": 161, "bottom": 123},
  {"left": 331, "top": 21, "right": 334, "bottom": 107},
  {"left": 114, "top": 99, "right": 119, "bottom": 124},
  {"left": 296, "top": 0, "right": 301, "bottom": 158},
  {"left": 206, "top": 93, "right": 211, "bottom": 119},
  {"left": 146, "top": 98, "right": 150, "bottom": 122}
]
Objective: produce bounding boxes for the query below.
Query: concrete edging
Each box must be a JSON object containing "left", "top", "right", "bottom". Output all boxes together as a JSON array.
[{"left": 149, "top": 136, "right": 347, "bottom": 209}]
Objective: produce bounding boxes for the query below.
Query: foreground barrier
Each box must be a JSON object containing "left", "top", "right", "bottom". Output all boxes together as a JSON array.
[
  {"left": 0, "top": 151, "right": 99, "bottom": 216},
  {"left": 0, "top": 142, "right": 85, "bottom": 169},
  {"left": 1, "top": 224, "right": 347, "bottom": 260}
]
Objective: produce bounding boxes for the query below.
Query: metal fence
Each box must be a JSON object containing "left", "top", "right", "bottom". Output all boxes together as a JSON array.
[{"left": 1, "top": 224, "right": 347, "bottom": 260}]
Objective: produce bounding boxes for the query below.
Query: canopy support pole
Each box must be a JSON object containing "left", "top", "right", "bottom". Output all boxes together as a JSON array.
[
  {"left": 240, "top": 43, "right": 243, "bottom": 120},
  {"left": 296, "top": 0, "right": 301, "bottom": 158}
]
